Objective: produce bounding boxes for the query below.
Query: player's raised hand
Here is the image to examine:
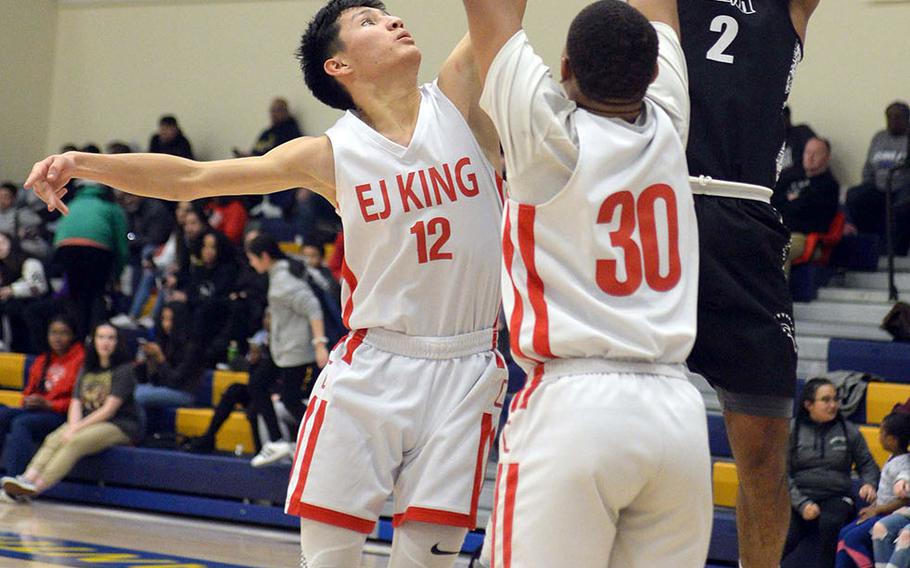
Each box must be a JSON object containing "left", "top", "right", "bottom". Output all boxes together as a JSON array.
[{"left": 24, "top": 153, "right": 73, "bottom": 215}]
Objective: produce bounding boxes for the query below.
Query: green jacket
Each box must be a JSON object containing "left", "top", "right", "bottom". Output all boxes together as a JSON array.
[{"left": 54, "top": 184, "right": 129, "bottom": 276}]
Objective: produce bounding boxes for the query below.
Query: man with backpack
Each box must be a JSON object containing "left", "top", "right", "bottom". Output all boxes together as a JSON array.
[{"left": 245, "top": 233, "right": 329, "bottom": 467}]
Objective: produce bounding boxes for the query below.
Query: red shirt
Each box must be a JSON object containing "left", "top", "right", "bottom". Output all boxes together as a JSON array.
[
  {"left": 207, "top": 200, "right": 248, "bottom": 246},
  {"left": 22, "top": 343, "right": 86, "bottom": 414}
]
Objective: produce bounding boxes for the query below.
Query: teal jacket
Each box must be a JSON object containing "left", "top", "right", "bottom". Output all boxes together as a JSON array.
[{"left": 54, "top": 184, "right": 129, "bottom": 276}]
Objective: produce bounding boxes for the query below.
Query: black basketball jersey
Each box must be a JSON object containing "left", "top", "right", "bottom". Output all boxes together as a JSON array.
[{"left": 680, "top": 1, "right": 802, "bottom": 189}]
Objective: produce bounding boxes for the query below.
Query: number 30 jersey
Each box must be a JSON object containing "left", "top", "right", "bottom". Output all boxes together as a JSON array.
[
  {"left": 680, "top": 0, "right": 802, "bottom": 189},
  {"left": 326, "top": 82, "right": 503, "bottom": 337},
  {"left": 480, "top": 25, "right": 698, "bottom": 372}
]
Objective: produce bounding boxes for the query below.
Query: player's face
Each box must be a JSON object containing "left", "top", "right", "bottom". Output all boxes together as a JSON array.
[
  {"left": 331, "top": 7, "right": 420, "bottom": 80},
  {"left": 805, "top": 384, "right": 838, "bottom": 424}
]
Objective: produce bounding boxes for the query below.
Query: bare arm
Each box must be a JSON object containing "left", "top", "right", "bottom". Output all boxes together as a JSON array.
[
  {"left": 629, "top": 0, "right": 680, "bottom": 37},
  {"left": 437, "top": 34, "right": 503, "bottom": 172},
  {"left": 25, "top": 135, "right": 337, "bottom": 212},
  {"left": 462, "top": 0, "right": 527, "bottom": 85},
  {"left": 790, "top": 0, "right": 821, "bottom": 44},
  {"left": 73, "top": 396, "right": 123, "bottom": 430},
  {"left": 67, "top": 398, "right": 82, "bottom": 426}
]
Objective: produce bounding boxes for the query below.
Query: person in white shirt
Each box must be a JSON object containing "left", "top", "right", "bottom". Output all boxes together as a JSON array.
[{"left": 463, "top": 0, "right": 710, "bottom": 566}]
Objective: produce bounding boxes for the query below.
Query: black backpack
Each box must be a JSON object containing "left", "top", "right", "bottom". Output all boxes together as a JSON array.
[{"left": 288, "top": 259, "right": 347, "bottom": 346}]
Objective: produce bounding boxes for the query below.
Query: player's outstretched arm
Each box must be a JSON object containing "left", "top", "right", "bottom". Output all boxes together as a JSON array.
[
  {"left": 25, "top": 135, "right": 336, "bottom": 213},
  {"left": 438, "top": 35, "right": 502, "bottom": 172},
  {"left": 462, "top": 0, "right": 527, "bottom": 84},
  {"left": 629, "top": 0, "right": 679, "bottom": 36},
  {"left": 790, "top": 0, "right": 821, "bottom": 44}
]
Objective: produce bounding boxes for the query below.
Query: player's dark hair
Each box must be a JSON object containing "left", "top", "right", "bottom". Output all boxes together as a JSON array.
[
  {"left": 159, "top": 115, "right": 178, "bottom": 127},
  {"left": 565, "top": 0, "right": 658, "bottom": 103},
  {"left": 887, "top": 101, "right": 910, "bottom": 119},
  {"left": 297, "top": 0, "right": 386, "bottom": 111},
  {"left": 882, "top": 412, "right": 910, "bottom": 452}
]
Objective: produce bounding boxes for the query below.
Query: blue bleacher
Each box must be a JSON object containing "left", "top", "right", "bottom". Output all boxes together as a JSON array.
[{"left": 828, "top": 338, "right": 910, "bottom": 383}]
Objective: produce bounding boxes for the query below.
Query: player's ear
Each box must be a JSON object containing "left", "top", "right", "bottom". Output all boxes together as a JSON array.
[
  {"left": 324, "top": 56, "right": 351, "bottom": 79},
  {"left": 559, "top": 55, "right": 573, "bottom": 83}
]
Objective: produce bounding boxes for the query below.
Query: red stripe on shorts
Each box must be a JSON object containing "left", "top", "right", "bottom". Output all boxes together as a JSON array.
[
  {"left": 341, "top": 329, "right": 367, "bottom": 365},
  {"left": 502, "top": 463, "right": 519, "bottom": 568},
  {"left": 517, "top": 365, "right": 545, "bottom": 410},
  {"left": 289, "top": 502, "right": 375, "bottom": 534},
  {"left": 287, "top": 399, "right": 328, "bottom": 512},
  {"left": 288, "top": 400, "right": 318, "bottom": 477},
  {"left": 503, "top": 204, "right": 535, "bottom": 365},
  {"left": 469, "top": 413, "right": 494, "bottom": 527},
  {"left": 340, "top": 258, "right": 358, "bottom": 329},
  {"left": 517, "top": 204, "right": 554, "bottom": 359},
  {"left": 392, "top": 507, "right": 471, "bottom": 529},
  {"left": 491, "top": 463, "right": 503, "bottom": 568},
  {"left": 495, "top": 174, "right": 506, "bottom": 205}
]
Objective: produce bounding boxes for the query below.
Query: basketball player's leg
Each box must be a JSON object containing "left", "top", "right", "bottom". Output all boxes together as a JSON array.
[
  {"left": 723, "top": 405, "right": 791, "bottom": 568},
  {"left": 299, "top": 520, "right": 367, "bottom": 568},
  {"left": 389, "top": 522, "right": 468, "bottom": 568}
]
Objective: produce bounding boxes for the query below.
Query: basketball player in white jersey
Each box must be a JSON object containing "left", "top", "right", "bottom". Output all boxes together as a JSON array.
[
  {"left": 25, "top": 2, "right": 508, "bottom": 566},
  {"left": 463, "top": 0, "right": 711, "bottom": 566}
]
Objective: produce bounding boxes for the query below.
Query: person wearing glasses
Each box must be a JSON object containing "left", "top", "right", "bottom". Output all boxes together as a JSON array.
[{"left": 783, "top": 378, "right": 881, "bottom": 568}]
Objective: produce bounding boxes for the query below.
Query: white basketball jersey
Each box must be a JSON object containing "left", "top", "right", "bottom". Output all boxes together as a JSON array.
[
  {"left": 502, "top": 102, "right": 698, "bottom": 371},
  {"left": 327, "top": 82, "right": 504, "bottom": 337}
]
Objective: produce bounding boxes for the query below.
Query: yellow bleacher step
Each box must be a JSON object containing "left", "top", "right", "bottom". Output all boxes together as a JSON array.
[
  {"left": 866, "top": 382, "right": 910, "bottom": 425},
  {"left": 176, "top": 408, "right": 255, "bottom": 454},
  {"left": 713, "top": 461, "right": 739, "bottom": 508},
  {"left": 860, "top": 425, "right": 888, "bottom": 468},
  {"left": 0, "top": 353, "right": 26, "bottom": 390},
  {"left": 0, "top": 390, "right": 23, "bottom": 407},
  {"left": 212, "top": 370, "right": 249, "bottom": 406}
]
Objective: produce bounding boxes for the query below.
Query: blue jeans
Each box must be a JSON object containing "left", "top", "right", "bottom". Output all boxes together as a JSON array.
[
  {"left": 134, "top": 384, "right": 195, "bottom": 410},
  {"left": 128, "top": 270, "right": 158, "bottom": 319},
  {"left": 0, "top": 405, "right": 66, "bottom": 476},
  {"left": 838, "top": 516, "right": 883, "bottom": 568},
  {"left": 874, "top": 512, "right": 910, "bottom": 568}
]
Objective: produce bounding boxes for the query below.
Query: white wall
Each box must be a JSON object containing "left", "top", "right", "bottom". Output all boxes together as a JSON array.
[
  {"left": 0, "top": 0, "right": 57, "bottom": 183},
  {"left": 28, "top": 0, "right": 910, "bottom": 189}
]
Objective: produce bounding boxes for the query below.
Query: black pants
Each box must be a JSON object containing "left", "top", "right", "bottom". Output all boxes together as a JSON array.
[
  {"left": 0, "top": 298, "right": 39, "bottom": 353},
  {"left": 846, "top": 182, "right": 910, "bottom": 255},
  {"left": 55, "top": 245, "right": 115, "bottom": 337},
  {"left": 248, "top": 360, "right": 314, "bottom": 443},
  {"left": 200, "top": 382, "right": 262, "bottom": 452},
  {"left": 782, "top": 496, "right": 855, "bottom": 568}
]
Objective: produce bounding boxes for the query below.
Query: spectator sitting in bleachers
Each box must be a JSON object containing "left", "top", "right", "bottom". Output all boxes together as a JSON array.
[
  {"left": 780, "top": 106, "right": 818, "bottom": 181},
  {"left": 773, "top": 137, "right": 840, "bottom": 273},
  {"left": 302, "top": 242, "right": 340, "bottom": 301},
  {"left": 149, "top": 115, "right": 194, "bottom": 160},
  {"left": 0, "top": 315, "right": 83, "bottom": 495},
  {"left": 245, "top": 234, "right": 328, "bottom": 467},
  {"left": 0, "top": 233, "right": 49, "bottom": 353},
  {"left": 115, "top": 189, "right": 175, "bottom": 315},
  {"left": 206, "top": 197, "right": 248, "bottom": 247},
  {"left": 782, "top": 378, "right": 879, "bottom": 568},
  {"left": 133, "top": 302, "right": 203, "bottom": 415},
  {"left": 0, "top": 182, "right": 50, "bottom": 260},
  {"left": 836, "top": 411, "right": 910, "bottom": 568},
  {"left": 0, "top": 322, "right": 139, "bottom": 503},
  {"left": 846, "top": 101, "right": 910, "bottom": 255},
  {"left": 183, "top": 310, "right": 284, "bottom": 455},
  {"left": 872, "top": 477, "right": 910, "bottom": 568}
]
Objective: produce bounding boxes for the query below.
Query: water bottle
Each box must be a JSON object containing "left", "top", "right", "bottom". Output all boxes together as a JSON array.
[{"left": 226, "top": 341, "right": 239, "bottom": 370}]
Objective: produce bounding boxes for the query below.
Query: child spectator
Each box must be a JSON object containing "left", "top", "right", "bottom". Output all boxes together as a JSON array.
[
  {"left": 0, "top": 322, "right": 139, "bottom": 502},
  {"left": 0, "top": 315, "right": 83, "bottom": 493},
  {"left": 836, "top": 412, "right": 910, "bottom": 567},
  {"left": 0, "top": 232, "right": 49, "bottom": 352},
  {"left": 133, "top": 302, "right": 203, "bottom": 413},
  {"left": 873, "top": 476, "right": 910, "bottom": 568},
  {"left": 782, "top": 378, "right": 879, "bottom": 568}
]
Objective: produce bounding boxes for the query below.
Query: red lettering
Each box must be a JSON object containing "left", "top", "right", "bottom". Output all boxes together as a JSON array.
[
  {"left": 429, "top": 164, "right": 458, "bottom": 205},
  {"left": 455, "top": 157, "right": 479, "bottom": 197},
  {"left": 355, "top": 183, "right": 380, "bottom": 223},
  {"left": 397, "top": 172, "right": 423, "bottom": 213},
  {"left": 418, "top": 170, "right": 433, "bottom": 207},
  {"left": 376, "top": 179, "right": 392, "bottom": 220}
]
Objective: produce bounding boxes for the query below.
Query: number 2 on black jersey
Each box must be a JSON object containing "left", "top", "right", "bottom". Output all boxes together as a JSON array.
[{"left": 707, "top": 15, "right": 738, "bottom": 64}]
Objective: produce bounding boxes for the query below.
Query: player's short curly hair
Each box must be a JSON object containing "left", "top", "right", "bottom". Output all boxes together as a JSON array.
[
  {"left": 298, "top": 0, "right": 387, "bottom": 111},
  {"left": 566, "top": 0, "right": 658, "bottom": 103}
]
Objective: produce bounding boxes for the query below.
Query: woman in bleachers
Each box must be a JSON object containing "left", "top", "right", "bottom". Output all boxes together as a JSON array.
[
  {"left": 835, "top": 411, "right": 910, "bottom": 568},
  {"left": 0, "top": 315, "right": 83, "bottom": 499},
  {"left": 783, "top": 378, "right": 880, "bottom": 568},
  {"left": 133, "top": 302, "right": 203, "bottom": 414},
  {"left": 0, "top": 322, "right": 140, "bottom": 502},
  {"left": 0, "top": 232, "right": 49, "bottom": 353}
]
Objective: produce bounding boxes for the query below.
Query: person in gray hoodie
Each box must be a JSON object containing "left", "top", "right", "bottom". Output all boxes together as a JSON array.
[
  {"left": 782, "top": 378, "right": 880, "bottom": 568},
  {"left": 245, "top": 233, "right": 328, "bottom": 467}
]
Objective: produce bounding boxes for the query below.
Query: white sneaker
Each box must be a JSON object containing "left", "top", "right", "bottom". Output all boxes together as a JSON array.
[
  {"left": 110, "top": 314, "right": 139, "bottom": 329},
  {"left": 0, "top": 489, "right": 29, "bottom": 504},
  {"left": 1, "top": 475, "right": 37, "bottom": 498},
  {"left": 250, "top": 441, "right": 294, "bottom": 468}
]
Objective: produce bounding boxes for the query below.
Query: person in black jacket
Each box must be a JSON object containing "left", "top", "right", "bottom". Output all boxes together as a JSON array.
[
  {"left": 148, "top": 115, "right": 194, "bottom": 160},
  {"left": 782, "top": 378, "right": 880, "bottom": 568}
]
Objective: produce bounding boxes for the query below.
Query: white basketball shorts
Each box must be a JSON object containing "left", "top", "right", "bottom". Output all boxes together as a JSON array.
[
  {"left": 489, "top": 358, "right": 713, "bottom": 568},
  {"left": 285, "top": 327, "right": 508, "bottom": 534}
]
